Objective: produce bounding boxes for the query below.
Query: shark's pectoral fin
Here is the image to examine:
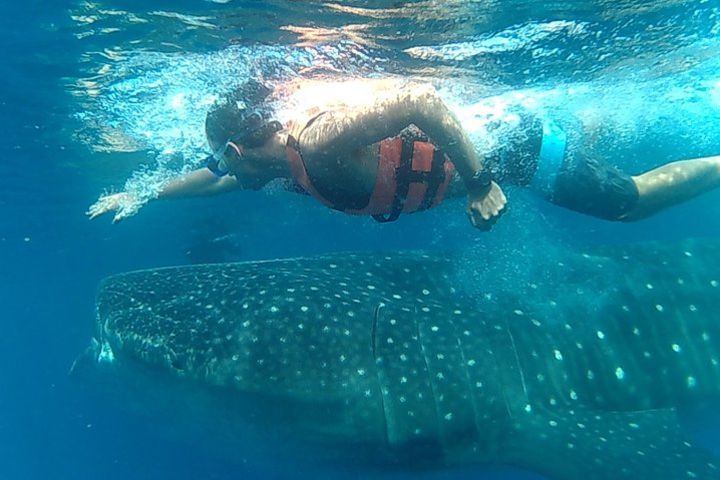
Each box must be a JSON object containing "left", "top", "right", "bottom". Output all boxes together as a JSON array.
[{"left": 504, "top": 406, "right": 719, "bottom": 480}]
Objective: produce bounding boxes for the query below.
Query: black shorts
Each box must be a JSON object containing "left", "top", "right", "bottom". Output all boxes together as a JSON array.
[
  {"left": 487, "top": 107, "right": 639, "bottom": 221},
  {"left": 551, "top": 148, "right": 639, "bottom": 222}
]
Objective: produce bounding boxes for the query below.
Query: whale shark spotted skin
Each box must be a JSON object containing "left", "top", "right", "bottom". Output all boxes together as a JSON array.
[{"left": 86, "top": 240, "right": 720, "bottom": 479}]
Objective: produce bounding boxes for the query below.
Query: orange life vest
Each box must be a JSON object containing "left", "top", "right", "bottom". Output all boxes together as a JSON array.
[{"left": 286, "top": 126, "right": 455, "bottom": 223}]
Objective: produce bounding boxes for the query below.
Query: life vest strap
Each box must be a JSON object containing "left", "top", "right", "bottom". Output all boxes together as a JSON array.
[
  {"left": 373, "top": 138, "right": 454, "bottom": 222},
  {"left": 349, "top": 137, "right": 402, "bottom": 217},
  {"left": 286, "top": 135, "right": 337, "bottom": 210}
]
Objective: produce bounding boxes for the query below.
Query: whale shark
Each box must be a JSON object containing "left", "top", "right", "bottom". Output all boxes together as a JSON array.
[{"left": 79, "top": 239, "right": 720, "bottom": 479}]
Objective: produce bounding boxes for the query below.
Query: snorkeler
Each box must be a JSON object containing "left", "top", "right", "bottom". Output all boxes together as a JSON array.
[{"left": 88, "top": 78, "right": 720, "bottom": 229}]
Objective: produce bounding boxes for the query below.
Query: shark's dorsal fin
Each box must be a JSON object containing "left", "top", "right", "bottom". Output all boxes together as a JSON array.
[{"left": 505, "top": 406, "right": 719, "bottom": 479}]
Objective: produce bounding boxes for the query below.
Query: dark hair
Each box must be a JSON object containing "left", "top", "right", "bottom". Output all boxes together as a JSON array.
[{"left": 205, "top": 79, "right": 283, "bottom": 152}]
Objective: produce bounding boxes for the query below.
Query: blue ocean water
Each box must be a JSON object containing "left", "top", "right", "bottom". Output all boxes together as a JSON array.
[{"left": 2, "top": 1, "right": 720, "bottom": 479}]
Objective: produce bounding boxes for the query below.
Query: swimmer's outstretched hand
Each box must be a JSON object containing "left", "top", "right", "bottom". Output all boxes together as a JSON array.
[
  {"left": 86, "top": 192, "right": 140, "bottom": 224},
  {"left": 466, "top": 181, "right": 507, "bottom": 231}
]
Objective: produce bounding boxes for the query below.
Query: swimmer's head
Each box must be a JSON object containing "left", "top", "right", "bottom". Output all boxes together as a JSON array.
[{"left": 205, "top": 79, "right": 283, "bottom": 153}]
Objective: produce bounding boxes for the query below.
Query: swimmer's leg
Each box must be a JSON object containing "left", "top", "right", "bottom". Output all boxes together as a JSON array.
[{"left": 623, "top": 155, "right": 720, "bottom": 220}]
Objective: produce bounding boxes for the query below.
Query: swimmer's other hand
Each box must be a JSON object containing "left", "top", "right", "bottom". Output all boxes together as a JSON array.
[
  {"left": 86, "top": 192, "right": 141, "bottom": 224},
  {"left": 466, "top": 181, "right": 506, "bottom": 231}
]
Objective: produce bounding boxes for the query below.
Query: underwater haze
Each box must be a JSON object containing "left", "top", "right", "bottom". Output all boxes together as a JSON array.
[{"left": 2, "top": 0, "right": 720, "bottom": 479}]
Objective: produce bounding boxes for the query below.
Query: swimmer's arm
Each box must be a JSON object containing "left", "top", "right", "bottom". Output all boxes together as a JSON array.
[
  {"left": 87, "top": 169, "right": 240, "bottom": 223},
  {"left": 304, "top": 84, "right": 486, "bottom": 187},
  {"left": 158, "top": 168, "right": 241, "bottom": 199}
]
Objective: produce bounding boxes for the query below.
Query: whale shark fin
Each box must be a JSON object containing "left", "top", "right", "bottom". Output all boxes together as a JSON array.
[{"left": 506, "top": 406, "right": 719, "bottom": 480}]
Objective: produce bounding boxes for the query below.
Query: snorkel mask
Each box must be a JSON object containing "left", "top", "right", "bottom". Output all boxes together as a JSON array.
[{"left": 205, "top": 140, "right": 243, "bottom": 177}]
